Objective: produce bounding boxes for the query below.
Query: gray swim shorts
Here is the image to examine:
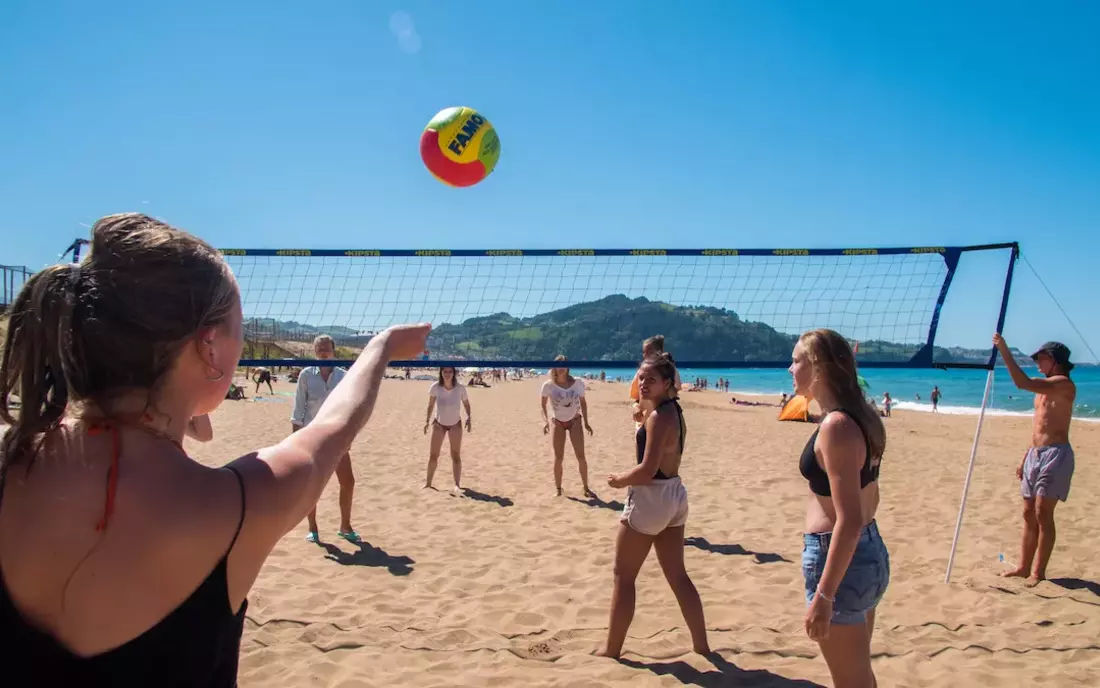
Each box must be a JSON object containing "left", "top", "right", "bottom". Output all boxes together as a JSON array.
[{"left": 1021, "top": 444, "right": 1075, "bottom": 502}]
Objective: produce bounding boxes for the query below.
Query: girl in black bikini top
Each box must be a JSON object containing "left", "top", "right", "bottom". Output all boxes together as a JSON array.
[
  {"left": 799, "top": 409, "right": 881, "bottom": 496},
  {"left": 636, "top": 398, "right": 685, "bottom": 480}
]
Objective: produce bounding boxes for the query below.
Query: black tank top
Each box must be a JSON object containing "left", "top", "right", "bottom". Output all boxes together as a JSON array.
[
  {"left": 0, "top": 465, "right": 248, "bottom": 687},
  {"left": 636, "top": 398, "right": 685, "bottom": 480},
  {"left": 799, "top": 409, "right": 880, "bottom": 497}
]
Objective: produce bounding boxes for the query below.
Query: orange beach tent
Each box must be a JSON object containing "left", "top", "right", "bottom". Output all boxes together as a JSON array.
[{"left": 778, "top": 395, "right": 812, "bottom": 422}]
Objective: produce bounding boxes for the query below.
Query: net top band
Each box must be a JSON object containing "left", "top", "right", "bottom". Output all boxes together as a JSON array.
[{"left": 216, "top": 243, "right": 1016, "bottom": 258}]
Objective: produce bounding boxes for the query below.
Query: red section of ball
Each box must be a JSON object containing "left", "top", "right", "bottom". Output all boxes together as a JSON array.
[{"left": 419, "top": 129, "right": 487, "bottom": 188}]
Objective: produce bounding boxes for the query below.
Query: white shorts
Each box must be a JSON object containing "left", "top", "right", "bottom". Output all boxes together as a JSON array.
[{"left": 621, "top": 477, "right": 689, "bottom": 535}]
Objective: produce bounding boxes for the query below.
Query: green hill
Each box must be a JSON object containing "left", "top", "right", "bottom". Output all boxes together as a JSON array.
[{"left": 429, "top": 295, "right": 798, "bottom": 362}]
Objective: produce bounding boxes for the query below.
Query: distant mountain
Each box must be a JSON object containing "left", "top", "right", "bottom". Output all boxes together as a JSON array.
[
  {"left": 428, "top": 295, "right": 797, "bottom": 362},
  {"left": 852, "top": 340, "right": 1029, "bottom": 367},
  {"left": 244, "top": 296, "right": 1029, "bottom": 366},
  {"left": 242, "top": 318, "right": 373, "bottom": 347}
]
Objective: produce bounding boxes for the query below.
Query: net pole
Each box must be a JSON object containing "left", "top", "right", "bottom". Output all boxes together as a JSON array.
[
  {"left": 944, "top": 367, "right": 996, "bottom": 583},
  {"left": 945, "top": 243, "right": 1017, "bottom": 583}
]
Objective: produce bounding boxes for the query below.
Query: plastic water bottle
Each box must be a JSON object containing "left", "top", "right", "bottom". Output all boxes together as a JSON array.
[{"left": 998, "top": 553, "right": 1005, "bottom": 563}]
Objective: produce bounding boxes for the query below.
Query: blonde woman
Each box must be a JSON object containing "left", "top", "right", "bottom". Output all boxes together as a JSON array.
[
  {"left": 540, "top": 356, "right": 595, "bottom": 497},
  {"left": 790, "top": 329, "right": 889, "bottom": 688},
  {"left": 423, "top": 366, "right": 472, "bottom": 493}
]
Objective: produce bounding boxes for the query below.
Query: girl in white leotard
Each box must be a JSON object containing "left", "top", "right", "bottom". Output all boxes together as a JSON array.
[
  {"left": 424, "top": 366, "right": 472, "bottom": 493},
  {"left": 539, "top": 355, "right": 595, "bottom": 497}
]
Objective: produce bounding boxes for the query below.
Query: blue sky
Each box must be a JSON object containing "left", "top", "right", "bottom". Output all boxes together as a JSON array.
[{"left": 1, "top": 1, "right": 1097, "bottom": 360}]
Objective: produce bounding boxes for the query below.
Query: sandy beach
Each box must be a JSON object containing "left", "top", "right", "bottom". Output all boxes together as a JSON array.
[{"left": 184, "top": 374, "right": 1100, "bottom": 687}]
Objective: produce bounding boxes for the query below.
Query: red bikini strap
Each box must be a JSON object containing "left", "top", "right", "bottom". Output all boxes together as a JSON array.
[{"left": 88, "top": 422, "right": 120, "bottom": 533}]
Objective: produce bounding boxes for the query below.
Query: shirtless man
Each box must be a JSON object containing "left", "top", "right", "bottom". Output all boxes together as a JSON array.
[{"left": 994, "top": 334, "right": 1076, "bottom": 587}]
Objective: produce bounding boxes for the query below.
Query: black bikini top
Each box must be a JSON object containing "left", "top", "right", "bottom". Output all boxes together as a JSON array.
[
  {"left": 636, "top": 398, "right": 685, "bottom": 480},
  {"left": 799, "top": 409, "right": 880, "bottom": 497}
]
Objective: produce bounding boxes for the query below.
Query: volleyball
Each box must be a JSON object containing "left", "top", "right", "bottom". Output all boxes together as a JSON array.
[{"left": 419, "top": 106, "right": 500, "bottom": 187}]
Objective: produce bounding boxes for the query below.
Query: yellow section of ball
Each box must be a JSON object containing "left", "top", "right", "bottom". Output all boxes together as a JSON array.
[{"left": 433, "top": 107, "right": 495, "bottom": 165}]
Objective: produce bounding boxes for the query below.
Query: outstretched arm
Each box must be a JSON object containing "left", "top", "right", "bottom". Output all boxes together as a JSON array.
[
  {"left": 232, "top": 324, "right": 430, "bottom": 543},
  {"left": 994, "top": 334, "right": 1070, "bottom": 394}
]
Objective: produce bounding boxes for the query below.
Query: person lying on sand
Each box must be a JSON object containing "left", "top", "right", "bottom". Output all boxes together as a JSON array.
[{"left": 994, "top": 334, "right": 1077, "bottom": 587}]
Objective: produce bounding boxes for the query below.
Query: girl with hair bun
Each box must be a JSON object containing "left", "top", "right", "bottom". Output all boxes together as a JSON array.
[
  {"left": 0, "top": 213, "right": 430, "bottom": 685},
  {"left": 598, "top": 352, "right": 709, "bottom": 659}
]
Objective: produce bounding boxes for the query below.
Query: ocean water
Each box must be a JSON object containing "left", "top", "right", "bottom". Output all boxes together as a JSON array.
[{"left": 566, "top": 366, "right": 1100, "bottom": 420}]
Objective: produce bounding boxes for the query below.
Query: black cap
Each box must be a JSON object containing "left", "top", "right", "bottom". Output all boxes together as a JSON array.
[{"left": 1031, "top": 341, "right": 1074, "bottom": 371}]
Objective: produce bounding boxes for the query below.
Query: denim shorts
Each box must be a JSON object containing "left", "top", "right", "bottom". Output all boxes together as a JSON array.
[{"left": 802, "top": 520, "right": 890, "bottom": 626}]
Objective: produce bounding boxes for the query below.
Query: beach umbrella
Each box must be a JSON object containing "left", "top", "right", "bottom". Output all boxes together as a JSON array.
[{"left": 463, "top": 367, "right": 480, "bottom": 373}]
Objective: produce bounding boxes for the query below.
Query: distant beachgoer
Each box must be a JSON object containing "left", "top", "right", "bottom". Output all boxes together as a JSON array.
[
  {"left": 780, "top": 393, "right": 789, "bottom": 407},
  {"left": 293, "top": 335, "right": 357, "bottom": 544},
  {"left": 423, "top": 366, "right": 472, "bottom": 493},
  {"left": 597, "top": 353, "right": 709, "bottom": 659},
  {"left": 882, "top": 392, "right": 893, "bottom": 418},
  {"left": 930, "top": 386, "right": 941, "bottom": 412},
  {"left": 630, "top": 335, "right": 681, "bottom": 425},
  {"left": 253, "top": 367, "right": 274, "bottom": 395},
  {"left": 790, "top": 329, "right": 889, "bottom": 688},
  {"left": 994, "top": 335, "right": 1077, "bottom": 587},
  {"left": 541, "top": 355, "right": 595, "bottom": 497},
  {"left": 225, "top": 383, "right": 246, "bottom": 400}
]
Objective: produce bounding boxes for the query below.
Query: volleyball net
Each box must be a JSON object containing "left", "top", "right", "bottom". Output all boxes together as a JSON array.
[{"left": 215, "top": 243, "right": 1018, "bottom": 370}]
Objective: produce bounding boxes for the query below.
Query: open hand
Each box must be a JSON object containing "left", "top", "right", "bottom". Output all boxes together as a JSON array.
[
  {"left": 585, "top": 423, "right": 594, "bottom": 436},
  {"left": 543, "top": 422, "right": 550, "bottom": 435},
  {"left": 379, "top": 323, "right": 432, "bottom": 361},
  {"left": 804, "top": 592, "right": 832, "bottom": 641},
  {"left": 465, "top": 418, "right": 472, "bottom": 432},
  {"left": 423, "top": 422, "right": 430, "bottom": 435}
]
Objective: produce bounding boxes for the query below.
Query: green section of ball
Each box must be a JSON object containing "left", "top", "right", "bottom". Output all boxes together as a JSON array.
[
  {"left": 426, "top": 106, "right": 464, "bottom": 131},
  {"left": 478, "top": 127, "right": 501, "bottom": 175}
]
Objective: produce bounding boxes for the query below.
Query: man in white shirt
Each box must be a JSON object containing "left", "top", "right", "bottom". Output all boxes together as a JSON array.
[{"left": 292, "top": 335, "right": 358, "bottom": 544}]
